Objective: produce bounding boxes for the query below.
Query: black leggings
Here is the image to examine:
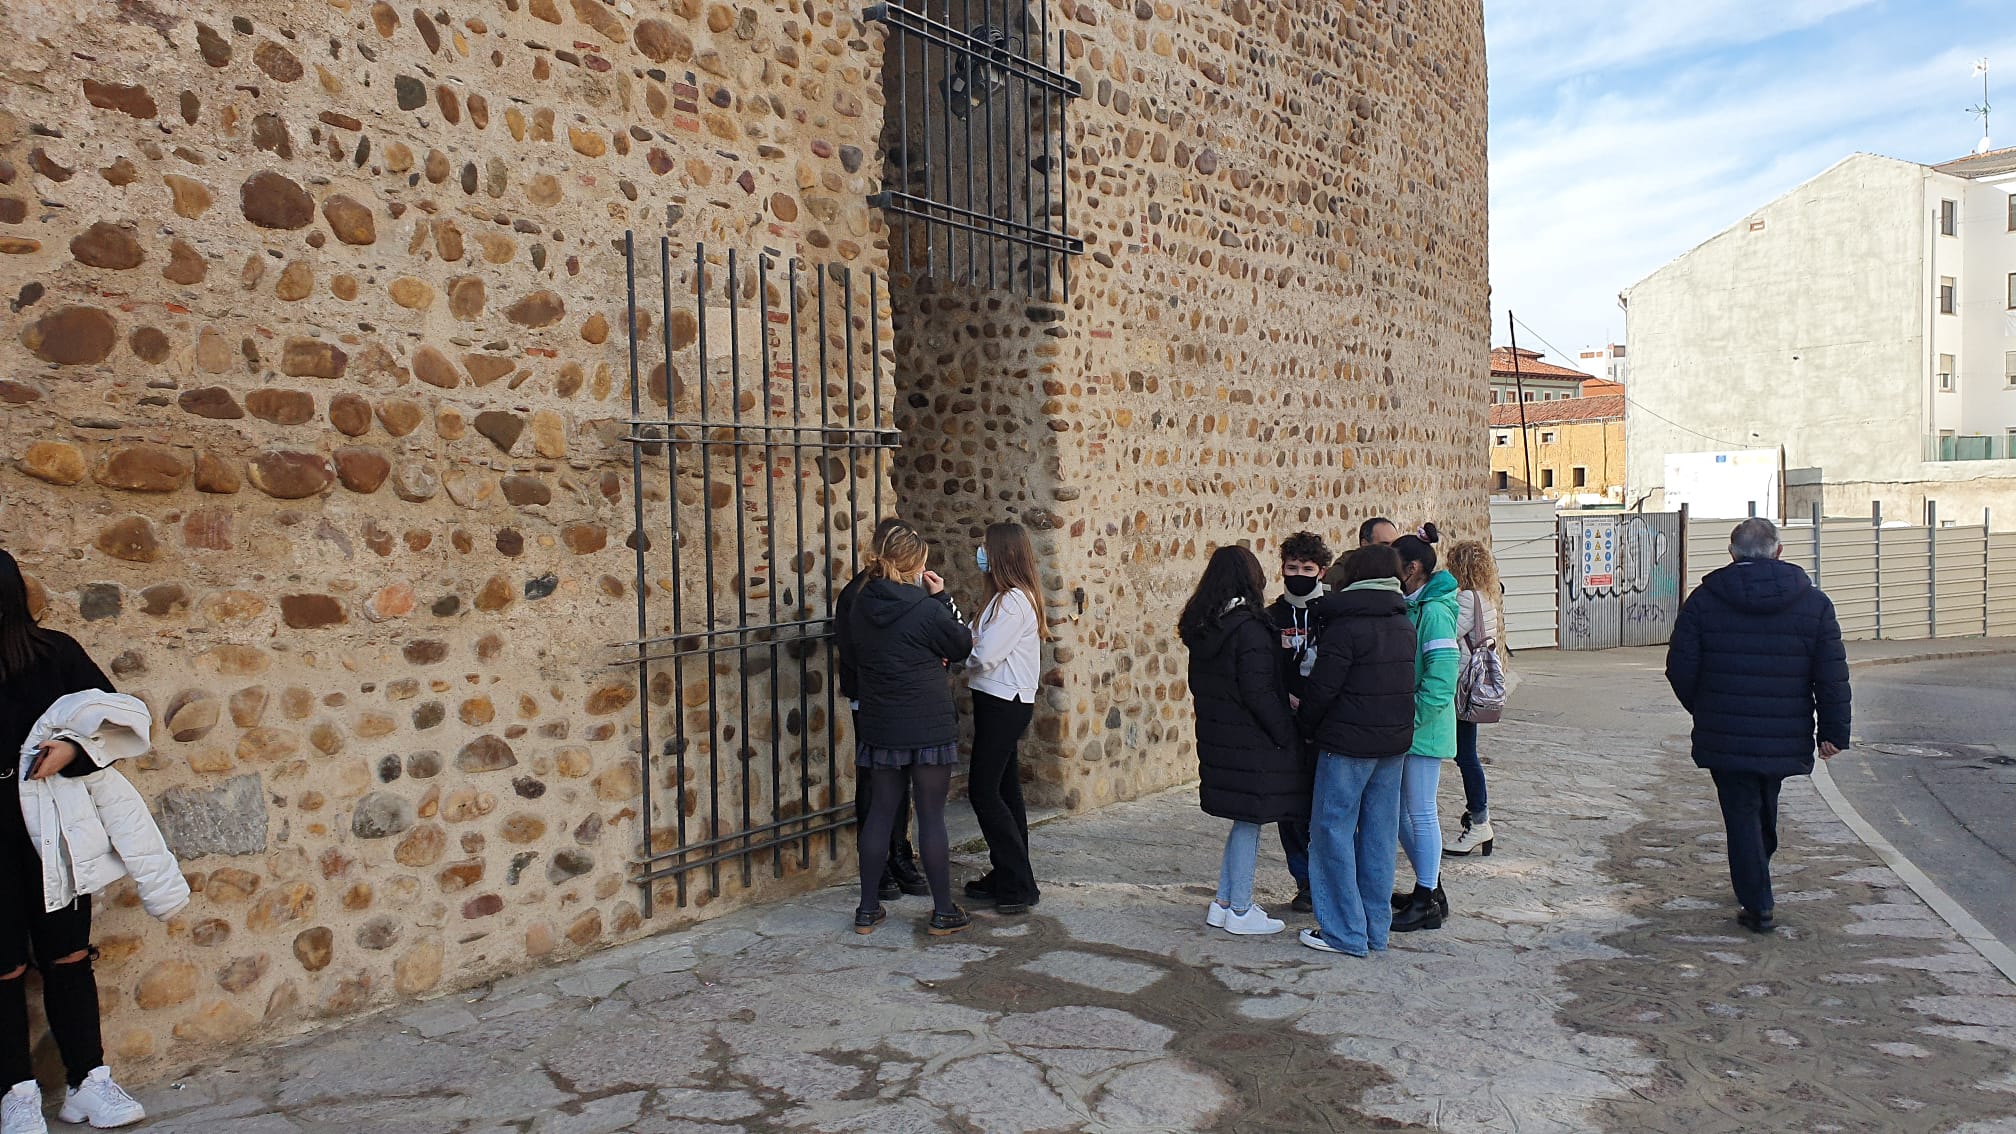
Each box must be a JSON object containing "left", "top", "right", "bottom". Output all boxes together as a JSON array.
[
  {"left": 857, "top": 764, "right": 954, "bottom": 915},
  {"left": 1, "top": 892, "right": 102, "bottom": 1089},
  {"left": 968, "top": 692, "right": 1039, "bottom": 904}
]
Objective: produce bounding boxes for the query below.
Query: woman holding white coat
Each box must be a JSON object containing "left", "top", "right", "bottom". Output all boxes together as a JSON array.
[
  {"left": 1, "top": 550, "right": 170, "bottom": 1134},
  {"left": 961, "top": 523, "right": 1049, "bottom": 916}
]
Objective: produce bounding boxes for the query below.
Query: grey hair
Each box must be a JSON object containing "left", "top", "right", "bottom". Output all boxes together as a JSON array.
[{"left": 1730, "top": 518, "right": 1781, "bottom": 561}]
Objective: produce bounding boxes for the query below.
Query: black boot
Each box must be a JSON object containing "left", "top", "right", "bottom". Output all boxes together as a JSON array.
[
  {"left": 1392, "top": 886, "right": 1445, "bottom": 933},
  {"left": 887, "top": 842, "right": 931, "bottom": 897},
  {"left": 877, "top": 870, "right": 902, "bottom": 901}
]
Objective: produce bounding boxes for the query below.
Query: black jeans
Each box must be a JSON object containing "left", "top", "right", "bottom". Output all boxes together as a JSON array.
[
  {"left": 1710, "top": 769, "right": 1784, "bottom": 914},
  {"left": 969, "top": 691, "right": 1039, "bottom": 904},
  {"left": 851, "top": 712, "right": 915, "bottom": 867},
  {"left": 1, "top": 859, "right": 102, "bottom": 1089}
]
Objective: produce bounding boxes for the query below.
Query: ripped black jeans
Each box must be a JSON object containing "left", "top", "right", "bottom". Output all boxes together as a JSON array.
[{"left": 2, "top": 847, "right": 102, "bottom": 1089}]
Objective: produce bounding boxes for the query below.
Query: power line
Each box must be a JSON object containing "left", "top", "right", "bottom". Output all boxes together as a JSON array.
[{"left": 1506, "top": 313, "right": 1757, "bottom": 451}]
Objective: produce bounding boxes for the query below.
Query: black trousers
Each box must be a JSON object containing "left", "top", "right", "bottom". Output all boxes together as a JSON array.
[
  {"left": 852, "top": 712, "right": 914, "bottom": 865},
  {"left": 1, "top": 843, "right": 103, "bottom": 1089},
  {"left": 969, "top": 691, "right": 1039, "bottom": 904},
  {"left": 1710, "top": 769, "right": 1784, "bottom": 914}
]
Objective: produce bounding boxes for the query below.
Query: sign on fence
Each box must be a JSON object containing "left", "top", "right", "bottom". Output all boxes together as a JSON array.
[{"left": 1559, "top": 512, "right": 1685, "bottom": 650}]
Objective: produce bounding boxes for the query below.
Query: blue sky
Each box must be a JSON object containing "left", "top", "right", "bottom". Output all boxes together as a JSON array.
[{"left": 1487, "top": 0, "right": 2016, "bottom": 366}]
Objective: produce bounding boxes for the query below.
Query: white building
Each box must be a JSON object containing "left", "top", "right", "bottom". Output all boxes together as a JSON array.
[
  {"left": 1623, "top": 148, "right": 2016, "bottom": 524},
  {"left": 1577, "top": 343, "right": 1627, "bottom": 386}
]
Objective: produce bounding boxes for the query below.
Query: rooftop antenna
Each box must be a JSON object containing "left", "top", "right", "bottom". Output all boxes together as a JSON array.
[{"left": 1968, "top": 58, "right": 1992, "bottom": 155}]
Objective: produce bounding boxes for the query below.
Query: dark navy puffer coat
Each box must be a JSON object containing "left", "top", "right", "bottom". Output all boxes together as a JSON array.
[
  {"left": 1665, "top": 557, "right": 1851, "bottom": 777},
  {"left": 1185, "top": 603, "right": 1308, "bottom": 824}
]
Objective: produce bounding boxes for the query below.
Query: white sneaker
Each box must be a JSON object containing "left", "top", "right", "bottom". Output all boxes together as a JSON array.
[
  {"left": 1445, "top": 819, "right": 1496, "bottom": 857},
  {"left": 56, "top": 1068, "right": 143, "bottom": 1129},
  {"left": 1220, "top": 904, "right": 1286, "bottom": 935},
  {"left": 4, "top": 1081, "right": 48, "bottom": 1134},
  {"left": 1205, "top": 901, "right": 1229, "bottom": 929}
]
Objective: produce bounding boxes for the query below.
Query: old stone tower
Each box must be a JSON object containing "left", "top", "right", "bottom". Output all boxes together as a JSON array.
[{"left": 0, "top": 0, "right": 1486, "bottom": 1073}]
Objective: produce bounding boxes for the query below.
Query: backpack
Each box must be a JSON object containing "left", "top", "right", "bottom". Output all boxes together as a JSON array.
[{"left": 1457, "top": 590, "right": 1508, "bottom": 724}]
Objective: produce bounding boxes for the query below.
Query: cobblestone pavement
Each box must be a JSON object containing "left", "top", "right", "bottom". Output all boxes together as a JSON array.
[{"left": 128, "top": 649, "right": 2016, "bottom": 1133}]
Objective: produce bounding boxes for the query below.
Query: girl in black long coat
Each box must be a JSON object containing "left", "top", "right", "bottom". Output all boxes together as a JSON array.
[{"left": 1180, "top": 545, "right": 1305, "bottom": 936}]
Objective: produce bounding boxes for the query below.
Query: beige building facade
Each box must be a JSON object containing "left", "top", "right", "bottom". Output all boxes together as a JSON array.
[{"left": 0, "top": 0, "right": 1487, "bottom": 1074}]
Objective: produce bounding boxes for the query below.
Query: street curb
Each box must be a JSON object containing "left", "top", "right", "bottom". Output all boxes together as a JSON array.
[
  {"left": 1845, "top": 644, "right": 2016, "bottom": 670},
  {"left": 1810, "top": 758, "right": 2016, "bottom": 987}
]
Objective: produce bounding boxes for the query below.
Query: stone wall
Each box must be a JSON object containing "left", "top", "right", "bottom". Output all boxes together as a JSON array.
[
  {"left": 889, "top": 0, "right": 1489, "bottom": 810},
  {"left": 0, "top": 0, "right": 1486, "bottom": 1078},
  {"left": 0, "top": 0, "right": 885, "bottom": 1080}
]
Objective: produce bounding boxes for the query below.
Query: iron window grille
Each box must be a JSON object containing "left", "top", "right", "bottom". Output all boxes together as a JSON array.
[{"left": 868, "top": 0, "right": 1085, "bottom": 297}]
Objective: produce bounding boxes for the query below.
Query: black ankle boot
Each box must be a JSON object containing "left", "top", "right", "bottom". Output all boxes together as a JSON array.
[
  {"left": 1392, "top": 887, "right": 1445, "bottom": 933},
  {"left": 877, "top": 870, "right": 902, "bottom": 901},
  {"left": 888, "top": 847, "right": 931, "bottom": 897}
]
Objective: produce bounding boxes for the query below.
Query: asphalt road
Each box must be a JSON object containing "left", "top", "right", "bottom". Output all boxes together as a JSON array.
[{"left": 1828, "top": 655, "right": 2016, "bottom": 949}]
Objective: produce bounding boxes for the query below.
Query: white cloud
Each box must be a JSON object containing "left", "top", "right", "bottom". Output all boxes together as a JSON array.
[
  {"left": 1488, "top": 24, "right": 2016, "bottom": 358},
  {"left": 1486, "top": 0, "right": 1878, "bottom": 93}
]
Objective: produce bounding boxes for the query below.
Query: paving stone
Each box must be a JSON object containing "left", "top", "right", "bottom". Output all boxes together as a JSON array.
[
  {"left": 918, "top": 1053, "right": 1081, "bottom": 1133},
  {"left": 1018, "top": 949, "right": 1166, "bottom": 995},
  {"left": 1092, "top": 1059, "right": 1230, "bottom": 1128},
  {"left": 535, "top": 1091, "right": 647, "bottom": 1134}
]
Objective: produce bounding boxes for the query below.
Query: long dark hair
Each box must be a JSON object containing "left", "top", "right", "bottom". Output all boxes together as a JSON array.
[
  {"left": 0, "top": 549, "right": 51, "bottom": 682},
  {"left": 1178, "top": 546, "right": 1271, "bottom": 648},
  {"left": 981, "top": 521, "right": 1051, "bottom": 641}
]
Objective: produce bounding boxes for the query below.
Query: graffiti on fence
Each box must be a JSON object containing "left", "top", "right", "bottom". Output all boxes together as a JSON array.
[{"left": 1560, "top": 513, "right": 1683, "bottom": 650}]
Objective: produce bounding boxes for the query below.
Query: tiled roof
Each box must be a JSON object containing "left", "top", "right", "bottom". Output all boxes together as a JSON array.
[
  {"left": 1489, "top": 394, "right": 1626, "bottom": 428},
  {"left": 1934, "top": 145, "right": 2016, "bottom": 179},
  {"left": 1581, "top": 378, "right": 1624, "bottom": 397},
  {"left": 1489, "top": 346, "right": 1592, "bottom": 381}
]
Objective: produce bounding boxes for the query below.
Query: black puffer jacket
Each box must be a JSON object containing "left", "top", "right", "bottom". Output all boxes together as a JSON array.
[
  {"left": 832, "top": 568, "right": 871, "bottom": 702},
  {"left": 1666, "top": 557, "right": 1851, "bottom": 777},
  {"left": 1296, "top": 583, "right": 1418, "bottom": 758},
  {"left": 846, "top": 577, "right": 973, "bottom": 750},
  {"left": 1185, "top": 603, "right": 1307, "bottom": 824}
]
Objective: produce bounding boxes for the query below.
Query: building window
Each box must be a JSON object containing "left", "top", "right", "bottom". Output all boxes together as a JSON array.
[
  {"left": 1938, "top": 354, "right": 1956, "bottom": 392},
  {"left": 1572, "top": 467, "right": 1588, "bottom": 488},
  {"left": 2005, "top": 351, "right": 2016, "bottom": 387},
  {"left": 1492, "top": 431, "right": 1510, "bottom": 447},
  {"left": 1941, "top": 277, "right": 1957, "bottom": 314},
  {"left": 1490, "top": 390, "right": 1500, "bottom": 404},
  {"left": 1522, "top": 392, "right": 1534, "bottom": 402},
  {"left": 1541, "top": 468, "right": 1556, "bottom": 489},
  {"left": 1494, "top": 471, "right": 1509, "bottom": 491},
  {"left": 2007, "top": 428, "right": 2016, "bottom": 461},
  {"left": 1940, "top": 198, "right": 1958, "bottom": 236},
  {"left": 2008, "top": 193, "right": 2015, "bottom": 232},
  {"left": 1540, "top": 430, "right": 1556, "bottom": 444},
  {"left": 2008, "top": 272, "right": 2016, "bottom": 309}
]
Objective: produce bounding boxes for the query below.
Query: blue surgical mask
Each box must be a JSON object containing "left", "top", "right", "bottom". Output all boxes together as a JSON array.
[{"left": 975, "top": 546, "right": 990, "bottom": 574}]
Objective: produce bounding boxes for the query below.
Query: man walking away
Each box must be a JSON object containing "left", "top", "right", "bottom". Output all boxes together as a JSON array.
[{"left": 1666, "top": 518, "right": 1851, "bottom": 934}]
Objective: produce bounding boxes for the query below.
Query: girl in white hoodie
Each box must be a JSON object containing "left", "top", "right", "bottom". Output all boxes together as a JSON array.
[
  {"left": 1, "top": 551, "right": 151, "bottom": 1133},
  {"left": 961, "top": 523, "right": 1049, "bottom": 915}
]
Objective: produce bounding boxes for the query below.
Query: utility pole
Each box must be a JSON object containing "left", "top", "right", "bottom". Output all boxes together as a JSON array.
[{"left": 1508, "top": 312, "right": 1536, "bottom": 501}]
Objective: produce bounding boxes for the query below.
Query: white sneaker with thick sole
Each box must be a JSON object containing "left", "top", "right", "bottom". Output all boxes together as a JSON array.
[
  {"left": 4, "top": 1081, "right": 48, "bottom": 1134},
  {"left": 1444, "top": 819, "right": 1496, "bottom": 857},
  {"left": 1220, "top": 904, "right": 1285, "bottom": 935},
  {"left": 56, "top": 1068, "right": 143, "bottom": 1129},
  {"left": 1205, "top": 901, "right": 1229, "bottom": 929}
]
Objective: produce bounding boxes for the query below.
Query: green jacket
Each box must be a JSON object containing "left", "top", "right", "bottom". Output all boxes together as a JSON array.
[{"left": 1406, "top": 569, "right": 1461, "bottom": 758}]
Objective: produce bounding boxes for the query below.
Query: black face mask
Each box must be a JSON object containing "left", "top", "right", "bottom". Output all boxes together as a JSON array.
[{"left": 1283, "top": 575, "right": 1320, "bottom": 597}]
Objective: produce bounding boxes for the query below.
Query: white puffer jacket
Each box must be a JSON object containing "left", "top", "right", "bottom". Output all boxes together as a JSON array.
[{"left": 18, "top": 691, "right": 190, "bottom": 919}]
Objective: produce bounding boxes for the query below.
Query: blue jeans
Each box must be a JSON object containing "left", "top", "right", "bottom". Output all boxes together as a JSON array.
[
  {"left": 1454, "top": 720, "right": 1488, "bottom": 823},
  {"left": 1308, "top": 753, "right": 1404, "bottom": 955},
  {"left": 1397, "top": 755, "right": 1444, "bottom": 890},
  {"left": 1215, "top": 821, "right": 1264, "bottom": 912}
]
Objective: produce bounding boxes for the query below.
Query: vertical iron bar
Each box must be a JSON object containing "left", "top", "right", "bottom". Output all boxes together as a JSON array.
[
  {"left": 843, "top": 268, "right": 864, "bottom": 559},
  {"left": 1016, "top": 5, "right": 1032, "bottom": 293},
  {"left": 759, "top": 255, "right": 784, "bottom": 878},
  {"left": 817, "top": 267, "right": 842, "bottom": 856},
  {"left": 661, "top": 237, "right": 688, "bottom": 908},
  {"left": 983, "top": 0, "right": 998, "bottom": 288},
  {"left": 624, "top": 232, "right": 656, "bottom": 920},
  {"left": 897, "top": 0, "right": 912, "bottom": 280},
  {"left": 1038, "top": 24, "right": 1053, "bottom": 297},
  {"left": 940, "top": 0, "right": 956, "bottom": 278},
  {"left": 696, "top": 243, "right": 723, "bottom": 897},
  {"left": 1056, "top": 28, "right": 1069, "bottom": 301},
  {"left": 728, "top": 250, "right": 754, "bottom": 890},
  {"left": 961, "top": 0, "right": 976, "bottom": 282},
  {"left": 789, "top": 260, "right": 813, "bottom": 868},
  {"left": 921, "top": 8, "right": 934, "bottom": 281}
]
